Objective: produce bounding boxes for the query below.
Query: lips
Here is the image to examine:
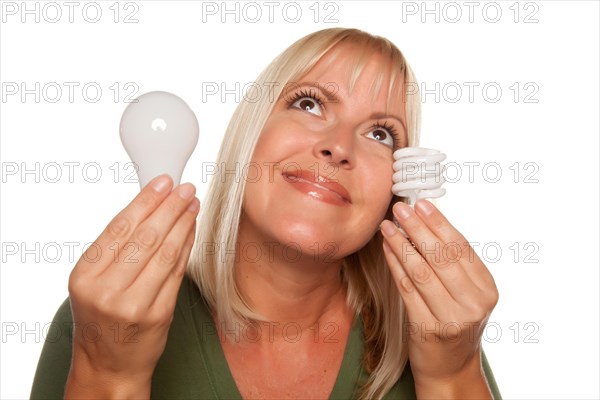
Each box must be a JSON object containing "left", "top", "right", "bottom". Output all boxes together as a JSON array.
[{"left": 282, "top": 168, "right": 352, "bottom": 204}]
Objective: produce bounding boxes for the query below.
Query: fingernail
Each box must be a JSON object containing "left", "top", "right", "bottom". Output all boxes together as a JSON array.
[
  {"left": 393, "top": 202, "right": 412, "bottom": 219},
  {"left": 151, "top": 175, "right": 172, "bottom": 193},
  {"left": 415, "top": 199, "right": 434, "bottom": 216},
  {"left": 187, "top": 198, "right": 200, "bottom": 212},
  {"left": 400, "top": 276, "right": 415, "bottom": 292},
  {"left": 178, "top": 183, "right": 196, "bottom": 199},
  {"left": 380, "top": 220, "right": 397, "bottom": 237}
]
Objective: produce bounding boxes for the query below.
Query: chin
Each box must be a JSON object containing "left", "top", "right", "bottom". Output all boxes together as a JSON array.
[
  {"left": 280, "top": 220, "right": 370, "bottom": 261},
  {"left": 262, "top": 220, "right": 322, "bottom": 256},
  {"left": 277, "top": 218, "right": 332, "bottom": 244}
]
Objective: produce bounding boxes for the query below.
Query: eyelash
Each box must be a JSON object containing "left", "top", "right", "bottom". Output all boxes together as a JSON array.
[
  {"left": 370, "top": 120, "right": 402, "bottom": 149},
  {"left": 284, "top": 89, "right": 402, "bottom": 149},
  {"left": 284, "top": 88, "right": 325, "bottom": 109}
]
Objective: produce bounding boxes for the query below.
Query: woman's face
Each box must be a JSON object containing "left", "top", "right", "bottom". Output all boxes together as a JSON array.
[{"left": 241, "top": 45, "right": 408, "bottom": 261}]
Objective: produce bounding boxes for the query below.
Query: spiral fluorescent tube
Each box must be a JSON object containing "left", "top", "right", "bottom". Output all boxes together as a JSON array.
[
  {"left": 391, "top": 147, "right": 447, "bottom": 236},
  {"left": 392, "top": 147, "right": 447, "bottom": 205}
]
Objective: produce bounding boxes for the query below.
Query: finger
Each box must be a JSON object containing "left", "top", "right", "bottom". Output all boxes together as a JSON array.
[
  {"left": 381, "top": 219, "right": 460, "bottom": 321},
  {"left": 150, "top": 219, "right": 197, "bottom": 314},
  {"left": 75, "top": 175, "right": 174, "bottom": 276},
  {"left": 102, "top": 183, "right": 197, "bottom": 288},
  {"left": 413, "top": 199, "right": 497, "bottom": 291},
  {"left": 382, "top": 239, "right": 433, "bottom": 323},
  {"left": 392, "top": 202, "right": 479, "bottom": 303},
  {"left": 176, "top": 220, "right": 197, "bottom": 277},
  {"left": 131, "top": 198, "right": 199, "bottom": 307}
]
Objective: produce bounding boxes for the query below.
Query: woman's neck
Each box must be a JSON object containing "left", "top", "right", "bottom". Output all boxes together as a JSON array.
[{"left": 233, "top": 217, "right": 352, "bottom": 330}]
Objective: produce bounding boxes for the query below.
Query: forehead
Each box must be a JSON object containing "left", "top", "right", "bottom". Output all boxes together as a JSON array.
[{"left": 294, "top": 43, "right": 406, "bottom": 115}]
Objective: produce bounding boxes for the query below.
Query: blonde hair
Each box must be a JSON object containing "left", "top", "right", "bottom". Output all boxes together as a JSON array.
[{"left": 188, "top": 27, "right": 421, "bottom": 399}]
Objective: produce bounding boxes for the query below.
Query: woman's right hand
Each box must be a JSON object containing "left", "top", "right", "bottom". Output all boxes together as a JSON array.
[{"left": 65, "top": 175, "right": 200, "bottom": 398}]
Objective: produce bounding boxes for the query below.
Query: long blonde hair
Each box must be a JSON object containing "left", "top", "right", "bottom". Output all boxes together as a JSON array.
[{"left": 188, "top": 27, "right": 421, "bottom": 399}]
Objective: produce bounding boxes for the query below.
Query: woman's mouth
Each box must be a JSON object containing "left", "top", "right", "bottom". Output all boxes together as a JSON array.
[{"left": 282, "top": 168, "right": 352, "bottom": 206}]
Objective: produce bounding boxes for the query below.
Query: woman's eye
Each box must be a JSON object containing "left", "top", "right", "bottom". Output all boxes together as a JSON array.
[
  {"left": 367, "top": 126, "right": 395, "bottom": 147},
  {"left": 291, "top": 97, "right": 323, "bottom": 116}
]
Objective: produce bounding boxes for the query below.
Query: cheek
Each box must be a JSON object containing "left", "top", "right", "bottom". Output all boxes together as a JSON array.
[
  {"left": 361, "top": 162, "right": 395, "bottom": 218},
  {"left": 251, "top": 117, "right": 306, "bottom": 164},
  {"left": 244, "top": 118, "right": 308, "bottom": 209}
]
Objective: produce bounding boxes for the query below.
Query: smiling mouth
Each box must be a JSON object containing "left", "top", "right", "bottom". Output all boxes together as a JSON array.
[
  {"left": 293, "top": 177, "right": 350, "bottom": 203},
  {"left": 282, "top": 169, "right": 352, "bottom": 205}
]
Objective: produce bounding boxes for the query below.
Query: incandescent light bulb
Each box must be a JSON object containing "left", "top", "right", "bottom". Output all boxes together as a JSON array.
[{"left": 120, "top": 91, "right": 199, "bottom": 190}]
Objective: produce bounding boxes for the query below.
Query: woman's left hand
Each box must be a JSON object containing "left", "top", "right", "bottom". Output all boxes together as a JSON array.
[{"left": 379, "top": 199, "right": 498, "bottom": 397}]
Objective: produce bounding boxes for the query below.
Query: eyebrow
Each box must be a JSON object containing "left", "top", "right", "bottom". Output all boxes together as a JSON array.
[{"left": 285, "top": 82, "right": 408, "bottom": 137}]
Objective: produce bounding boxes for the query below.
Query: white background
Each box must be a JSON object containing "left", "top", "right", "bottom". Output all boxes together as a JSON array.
[{"left": 1, "top": 1, "right": 598, "bottom": 399}]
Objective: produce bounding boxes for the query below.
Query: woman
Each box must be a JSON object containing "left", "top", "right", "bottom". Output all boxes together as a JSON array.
[{"left": 31, "top": 28, "right": 501, "bottom": 399}]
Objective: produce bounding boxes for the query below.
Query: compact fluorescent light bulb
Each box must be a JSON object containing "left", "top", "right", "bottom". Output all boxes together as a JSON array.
[
  {"left": 392, "top": 147, "right": 447, "bottom": 206},
  {"left": 120, "top": 91, "right": 199, "bottom": 190}
]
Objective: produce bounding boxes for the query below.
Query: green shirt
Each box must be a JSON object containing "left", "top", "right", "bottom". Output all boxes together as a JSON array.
[{"left": 31, "top": 275, "right": 501, "bottom": 399}]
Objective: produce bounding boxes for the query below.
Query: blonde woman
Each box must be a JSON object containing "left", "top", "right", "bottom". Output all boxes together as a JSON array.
[{"left": 31, "top": 28, "right": 501, "bottom": 399}]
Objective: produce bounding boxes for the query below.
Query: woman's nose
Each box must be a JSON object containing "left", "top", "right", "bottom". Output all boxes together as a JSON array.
[{"left": 314, "top": 125, "right": 355, "bottom": 168}]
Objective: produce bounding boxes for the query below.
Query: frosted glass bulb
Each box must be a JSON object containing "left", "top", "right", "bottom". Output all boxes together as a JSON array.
[
  {"left": 392, "top": 147, "right": 447, "bottom": 206},
  {"left": 120, "top": 91, "right": 199, "bottom": 190}
]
